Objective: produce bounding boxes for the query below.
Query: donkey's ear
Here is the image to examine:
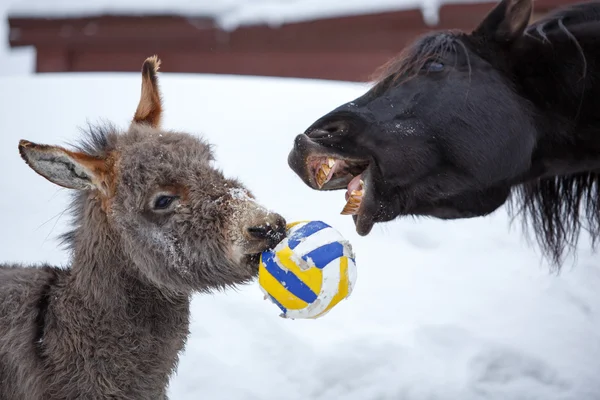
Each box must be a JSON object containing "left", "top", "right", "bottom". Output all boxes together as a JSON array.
[
  {"left": 472, "top": 0, "right": 532, "bottom": 43},
  {"left": 18, "top": 140, "right": 110, "bottom": 193},
  {"left": 133, "top": 55, "right": 163, "bottom": 128}
]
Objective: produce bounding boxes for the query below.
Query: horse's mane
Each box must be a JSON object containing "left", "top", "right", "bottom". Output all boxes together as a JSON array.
[
  {"left": 509, "top": 3, "right": 600, "bottom": 267},
  {"left": 509, "top": 173, "right": 600, "bottom": 267},
  {"left": 526, "top": 2, "right": 600, "bottom": 39},
  {"left": 370, "top": 30, "right": 468, "bottom": 89}
]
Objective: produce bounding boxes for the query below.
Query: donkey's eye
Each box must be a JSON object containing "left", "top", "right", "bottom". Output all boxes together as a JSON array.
[
  {"left": 422, "top": 61, "right": 445, "bottom": 72},
  {"left": 153, "top": 195, "right": 178, "bottom": 210}
]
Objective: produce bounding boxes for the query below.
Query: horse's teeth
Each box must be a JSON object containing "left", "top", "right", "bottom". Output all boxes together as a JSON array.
[
  {"left": 341, "top": 206, "right": 359, "bottom": 215},
  {"left": 341, "top": 191, "right": 363, "bottom": 215},
  {"left": 316, "top": 167, "right": 328, "bottom": 188},
  {"left": 316, "top": 157, "right": 336, "bottom": 188}
]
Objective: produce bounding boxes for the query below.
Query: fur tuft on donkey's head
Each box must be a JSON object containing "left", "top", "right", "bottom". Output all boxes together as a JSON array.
[{"left": 18, "top": 55, "right": 286, "bottom": 295}]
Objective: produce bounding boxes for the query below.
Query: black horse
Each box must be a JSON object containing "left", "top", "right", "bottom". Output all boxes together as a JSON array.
[{"left": 288, "top": 0, "right": 600, "bottom": 266}]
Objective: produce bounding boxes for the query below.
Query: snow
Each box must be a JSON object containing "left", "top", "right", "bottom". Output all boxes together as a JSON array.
[
  {"left": 0, "top": 72, "right": 599, "bottom": 400},
  {"left": 7, "top": 0, "right": 496, "bottom": 28}
]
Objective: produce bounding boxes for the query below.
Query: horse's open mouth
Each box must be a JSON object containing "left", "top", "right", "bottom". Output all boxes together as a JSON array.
[
  {"left": 287, "top": 133, "right": 376, "bottom": 235},
  {"left": 307, "top": 156, "right": 370, "bottom": 216}
]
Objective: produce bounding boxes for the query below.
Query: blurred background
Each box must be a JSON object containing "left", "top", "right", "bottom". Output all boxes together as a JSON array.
[
  {"left": 2, "top": 2, "right": 600, "bottom": 400},
  {"left": 1, "top": 0, "right": 578, "bottom": 81}
]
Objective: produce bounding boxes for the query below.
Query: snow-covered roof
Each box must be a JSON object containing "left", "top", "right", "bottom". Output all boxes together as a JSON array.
[{"left": 7, "top": 0, "right": 496, "bottom": 30}]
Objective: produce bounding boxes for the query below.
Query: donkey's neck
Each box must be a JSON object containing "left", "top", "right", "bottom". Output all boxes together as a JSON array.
[
  {"left": 49, "top": 195, "right": 191, "bottom": 397},
  {"left": 69, "top": 197, "right": 189, "bottom": 310}
]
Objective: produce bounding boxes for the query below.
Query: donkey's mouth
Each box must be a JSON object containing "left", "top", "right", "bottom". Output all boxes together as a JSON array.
[
  {"left": 307, "top": 156, "right": 369, "bottom": 216},
  {"left": 245, "top": 253, "right": 262, "bottom": 275}
]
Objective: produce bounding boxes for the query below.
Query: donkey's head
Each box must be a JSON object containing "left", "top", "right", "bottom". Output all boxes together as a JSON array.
[
  {"left": 18, "top": 56, "right": 286, "bottom": 293},
  {"left": 288, "top": 0, "right": 538, "bottom": 236}
]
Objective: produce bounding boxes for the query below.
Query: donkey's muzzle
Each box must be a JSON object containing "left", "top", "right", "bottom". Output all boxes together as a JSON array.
[{"left": 247, "top": 215, "right": 287, "bottom": 249}]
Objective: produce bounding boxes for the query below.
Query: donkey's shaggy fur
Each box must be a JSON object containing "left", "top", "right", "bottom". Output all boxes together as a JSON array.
[{"left": 0, "top": 56, "right": 286, "bottom": 400}]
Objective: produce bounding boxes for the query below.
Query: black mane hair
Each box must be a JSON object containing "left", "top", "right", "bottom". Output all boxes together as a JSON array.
[{"left": 509, "top": 4, "right": 600, "bottom": 265}]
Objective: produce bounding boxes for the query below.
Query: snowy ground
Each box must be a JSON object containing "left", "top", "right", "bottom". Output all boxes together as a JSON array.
[{"left": 1, "top": 73, "right": 599, "bottom": 400}]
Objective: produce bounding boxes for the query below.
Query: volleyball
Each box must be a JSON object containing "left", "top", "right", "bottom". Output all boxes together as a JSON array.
[{"left": 258, "top": 220, "right": 357, "bottom": 319}]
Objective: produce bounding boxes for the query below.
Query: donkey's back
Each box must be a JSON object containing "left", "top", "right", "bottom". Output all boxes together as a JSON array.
[{"left": 0, "top": 264, "right": 62, "bottom": 399}]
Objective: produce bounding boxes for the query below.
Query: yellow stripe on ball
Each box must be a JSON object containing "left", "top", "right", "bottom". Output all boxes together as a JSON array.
[
  {"left": 258, "top": 262, "right": 309, "bottom": 310},
  {"left": 285, "top": 220, "right": 310, "bottom": 230},
  {"left": 275, "top": 247, "right": 323, "bottom": 295},
  {"left": 311, "top": 256, "right": 350, "bottom": 319}
]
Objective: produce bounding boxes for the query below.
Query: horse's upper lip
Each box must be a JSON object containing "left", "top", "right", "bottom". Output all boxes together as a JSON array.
[{"left": 288, "top": 133, "right": 327, "bottom": 189}]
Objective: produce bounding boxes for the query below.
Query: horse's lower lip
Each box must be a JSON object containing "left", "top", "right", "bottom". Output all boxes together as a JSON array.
[
  {"left": 350, "top": 170, "right": 376, "bottom": 235},
  {"left": 353, "top": 214, "right": 375, "bottom": 236},
  {"left": 353, "top": 211, "right": 375, "bottom": 236}
]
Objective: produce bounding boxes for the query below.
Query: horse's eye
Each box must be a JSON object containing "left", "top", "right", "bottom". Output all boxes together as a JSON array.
[
  {"left": 422, "top": 61, "right": 444, "bottom": 72},
  {"left": 153, "top": 195, "right": 178, "bottom": 210}
]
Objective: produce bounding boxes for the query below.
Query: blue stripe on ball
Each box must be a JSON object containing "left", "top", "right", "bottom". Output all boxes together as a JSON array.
[
  {"left": 268, "top": 295, "right": 288, "bottom": 314},
  {"left": 287, "top": 221, "right": 330, "bottom": 249},
  {"left": 262, "top": 251, "right": 318, "bottom": 303},
  {"left": 302, "top": 241, "right": 344, "bottom": 269}
]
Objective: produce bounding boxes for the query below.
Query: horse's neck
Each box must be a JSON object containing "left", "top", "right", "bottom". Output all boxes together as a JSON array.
[{"left": 513, "top": 19, "right": 600, "bottom": 176}]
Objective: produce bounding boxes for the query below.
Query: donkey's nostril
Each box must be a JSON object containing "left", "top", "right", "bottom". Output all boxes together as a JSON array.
[
  {"left": 247, "top": 226, "right": 270, "bottom": 238},
  {"left": 247, "top": 217, "right": 287, "bottom": 249},
  {"left": 270, "top": 217, "right": 287, "bottom": 245}
]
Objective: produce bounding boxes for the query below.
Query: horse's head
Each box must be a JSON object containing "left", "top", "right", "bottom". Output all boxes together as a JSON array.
[{"left": 288, "top": 0, "right": 538, "bottom": 235}]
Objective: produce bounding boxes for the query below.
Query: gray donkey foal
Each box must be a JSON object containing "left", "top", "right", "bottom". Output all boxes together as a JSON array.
[{"left": 0, "top": 56, "right": 286, "bottom": 399}]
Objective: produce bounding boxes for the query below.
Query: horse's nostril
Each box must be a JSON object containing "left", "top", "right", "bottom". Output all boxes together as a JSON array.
[
  {"left": 308, "top": 120, "right": 348, "bottom": 138},
  {"left": 324, "top": 120, "right": 347, "bottom": 134}
]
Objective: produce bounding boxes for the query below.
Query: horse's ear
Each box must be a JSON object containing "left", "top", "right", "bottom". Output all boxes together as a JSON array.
[
  {"left": 472, "top": 0, "right": 532, "bottom": 43},
  {"left": 133, "top": 55, "right": 163, "bottom": 128}
]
